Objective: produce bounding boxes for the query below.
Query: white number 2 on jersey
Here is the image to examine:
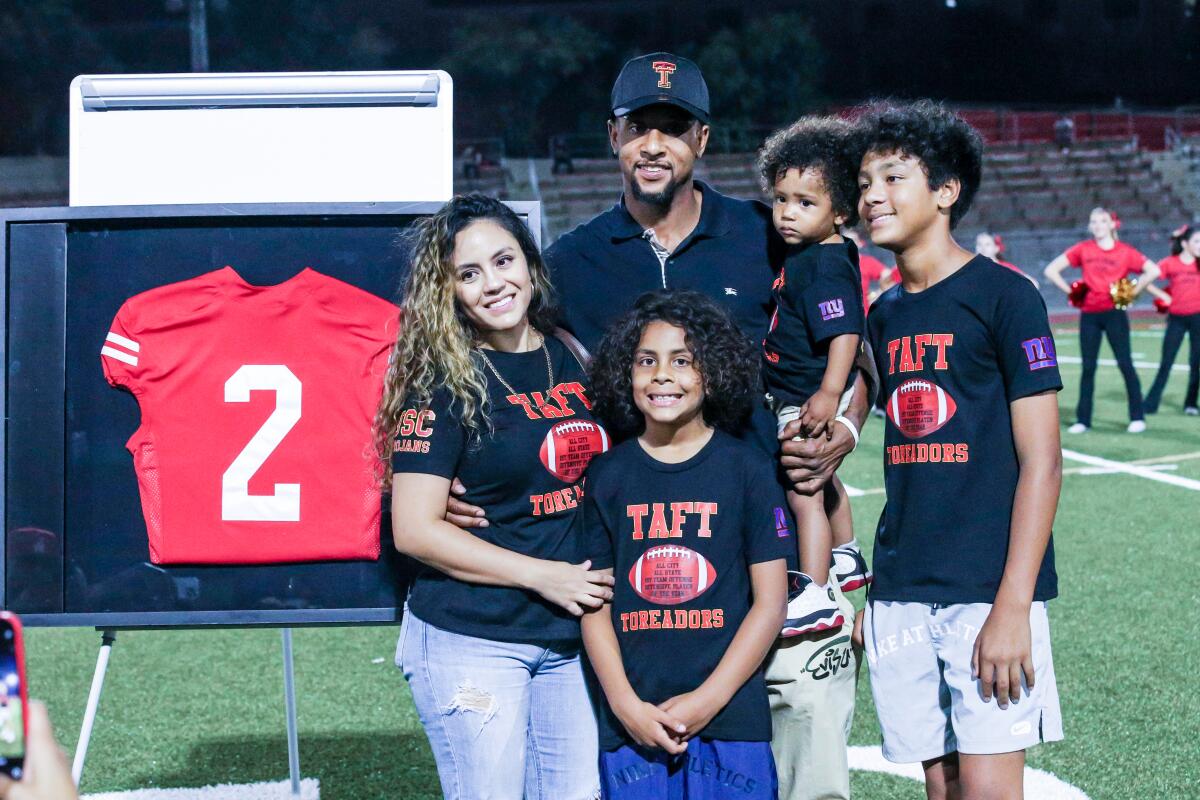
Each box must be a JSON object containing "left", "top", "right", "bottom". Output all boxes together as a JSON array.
[{"left": 222, "top": 365, "right": 302, "bottom": 522}]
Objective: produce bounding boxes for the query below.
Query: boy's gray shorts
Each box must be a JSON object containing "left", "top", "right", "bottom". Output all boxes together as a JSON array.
[{"left": 864, "top": 599, "right": 1064, "bottom": 763}]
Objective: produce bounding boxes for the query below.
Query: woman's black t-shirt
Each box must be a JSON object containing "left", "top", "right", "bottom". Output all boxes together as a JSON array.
[{"left": 391, "top": 335, "right": 610, "bottom": 644}]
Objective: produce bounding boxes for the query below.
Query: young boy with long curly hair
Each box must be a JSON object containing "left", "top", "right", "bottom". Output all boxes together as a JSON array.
[{"left": 581, "top": 290, "right": 792, "bottom": 799}]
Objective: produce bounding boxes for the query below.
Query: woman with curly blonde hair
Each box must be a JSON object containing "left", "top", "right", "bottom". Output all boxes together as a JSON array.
[{"left": 376, "top": 194, "right": 610, "bottom": 800}]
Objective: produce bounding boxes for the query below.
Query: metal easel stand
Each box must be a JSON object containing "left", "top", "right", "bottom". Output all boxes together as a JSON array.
[
  {"left": 72, "top": 627, "right": 304, "bottom": 798},
  {"left": 281, "top": 628, "right": 302, "bottom": 797}
]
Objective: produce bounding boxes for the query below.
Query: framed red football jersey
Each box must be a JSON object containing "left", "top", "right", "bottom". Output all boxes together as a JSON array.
[{"left": 101, "top": 266, "right": 398, "bottom": 565}]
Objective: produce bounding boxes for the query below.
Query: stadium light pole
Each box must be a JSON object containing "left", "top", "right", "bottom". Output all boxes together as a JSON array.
[{"left": 190, "top": 0, "right": 210, "bottom": 72}]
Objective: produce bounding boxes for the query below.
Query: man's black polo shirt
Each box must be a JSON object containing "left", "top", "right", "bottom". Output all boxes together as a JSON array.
[
  {"left": 545, "top": 180, "right": 785, "bottom": 453},
  {"left": 546, "top": 181, "right": 784, "bottom": 355}
]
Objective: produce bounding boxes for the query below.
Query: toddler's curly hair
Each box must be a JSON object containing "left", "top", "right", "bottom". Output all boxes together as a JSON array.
[{"left": 757, "top": 115, "right": 860, "bottom": 226}]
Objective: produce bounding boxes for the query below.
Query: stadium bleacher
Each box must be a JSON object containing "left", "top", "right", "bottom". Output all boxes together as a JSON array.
[
  {"left": 0, "top": 157, "right": 68, "bottom": 207},
  {"left": 529, "top": 137, "right": 1195, "bottom": 301},
  {"left": 3, "top": 129, "right": 1193, "bottom": 294},
  {"left": 536, "top": 139, "right": 1189, "bottom": 238}
]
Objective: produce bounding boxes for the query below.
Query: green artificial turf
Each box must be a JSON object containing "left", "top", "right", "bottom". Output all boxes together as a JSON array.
[{"left": 25, "top": 322, "right": 1200, "bottom": 799}]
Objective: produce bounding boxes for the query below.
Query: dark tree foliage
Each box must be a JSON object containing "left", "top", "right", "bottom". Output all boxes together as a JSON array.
[
  {"left": 441, "top": 14, "right": 612, "bottom": 156},
  {"left": 0, "top": 1, "right": 116, "bottom": 154},
  {"left": 694, "top": 13, "right": 826, "bottom": 144}
]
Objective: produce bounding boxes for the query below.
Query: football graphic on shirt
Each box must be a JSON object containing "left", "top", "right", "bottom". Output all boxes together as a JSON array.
[
  {"left": 539, "top": 420, "right": 610, "bottom": 482},
  {"left": 628, "top": 545, "right": 717, "bottom": 605},
  {"left": 886, "top": 378, "right": 957, "bottom": 439}
]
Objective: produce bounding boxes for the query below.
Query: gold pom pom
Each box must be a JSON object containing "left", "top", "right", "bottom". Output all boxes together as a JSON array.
[{"left": 1110, "top": 277, "right": 1137, "bottom": 310}]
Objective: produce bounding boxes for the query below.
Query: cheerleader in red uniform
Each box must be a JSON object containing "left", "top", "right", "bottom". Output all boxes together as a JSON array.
[
  {"left": 844, "top": 227, "right": 891, "bottom": 308},
  {"left": 976, "top": 231, "right": 1039, "bottom": 287},
  {"left": 1144, "top": 225, "right": 1200, "bottom": 415},
  {"left": 878, "top": 265, "right": 900, "bottom": 295},
  {"left": 1044, "top": 207, "right": 1161, "bottom": 434}
]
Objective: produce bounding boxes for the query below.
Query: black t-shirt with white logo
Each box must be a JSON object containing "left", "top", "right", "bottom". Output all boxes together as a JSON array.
[
  {"left": 391, "top": 335, "right": 609, "bottom": 644},
  {"left": 866, "top": 257, "right": 1062, "bottom": 604},
  {"left": 582, "top": 430, "right": 794, "bottom": 750},
  {"left": 763, "top": 241, "right": 865, "bottom": 406}
]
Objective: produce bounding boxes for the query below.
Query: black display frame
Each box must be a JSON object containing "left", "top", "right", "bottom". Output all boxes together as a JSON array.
[{"left": 1, "top": 200, "right": 542, "bottom": 629}]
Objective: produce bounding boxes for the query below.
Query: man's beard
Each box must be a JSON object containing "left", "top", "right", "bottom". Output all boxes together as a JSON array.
[{"left": 631, "top": 172, "right": 680, "bottom": 208}]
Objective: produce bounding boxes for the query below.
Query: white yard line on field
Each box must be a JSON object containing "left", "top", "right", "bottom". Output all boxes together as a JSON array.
[
  {"left": 1063, "top": 449, "right": 1200, "bottom": 475},
  {"left": 1055, "top": 330, "right": 1167, "bottom": 338},
  {"left": 1072, "top": 464, "right": 1177, "bottom": 476},
  {"left": 840, "top": 482, "right": 886, "bottom": 497},
  {"left": 83, "top": 779, "right": 319, "bottom": 800},
  {"left": 846, "top": 451, "right": 1200, "bottom": 496},
  {"left": 1129, "top": 450, "right": 1200, "bottom": 466},
  {"left": 1056, "top": 355, "right": 1189, "bottom": 372},
  {"left": 1060, "top": 448, "right": 1200, "bottom": 491},
  {"left": 848, "top": 746, "right": 1092, "bottom": 799}
]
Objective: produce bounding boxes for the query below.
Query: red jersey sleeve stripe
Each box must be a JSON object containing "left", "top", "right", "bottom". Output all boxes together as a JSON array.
[
  {"left": 101, "top": 345, "right": 138, "bottom": 366},
  {"left": 106, "top": 331, "right": 141, "bottom": 352}
]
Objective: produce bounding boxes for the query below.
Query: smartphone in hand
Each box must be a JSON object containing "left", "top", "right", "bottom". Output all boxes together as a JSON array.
[{"left": 0, "top": 612, "right": 27, "bottom": 780}]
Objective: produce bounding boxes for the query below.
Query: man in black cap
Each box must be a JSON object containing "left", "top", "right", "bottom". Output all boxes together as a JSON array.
[
  {"left": 538, "top": 52, "right": 873, "bottom": 800},
  {"left": 543, "top": 52, "right": 870, "bottom": 473},
  {"left": 546, "top": 52, "right": 777, "bottom": 369}
]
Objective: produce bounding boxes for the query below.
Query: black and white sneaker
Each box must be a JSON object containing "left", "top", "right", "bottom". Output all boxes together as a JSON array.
[
  {"left": 782, "top": 572, "right": 845, "bottom": 637},
  {"left": 832, "top": 544, "right": 873, "bottom": 592}
]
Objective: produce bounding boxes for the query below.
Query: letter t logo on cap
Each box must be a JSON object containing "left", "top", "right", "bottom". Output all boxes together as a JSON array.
[{"left": 652, "top": 60, "right": 677, "bottom": 89}]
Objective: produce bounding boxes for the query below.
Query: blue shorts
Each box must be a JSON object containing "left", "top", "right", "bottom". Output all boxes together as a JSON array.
[{"left": 599, "top": 738, "right": 778, "bottom": 799}]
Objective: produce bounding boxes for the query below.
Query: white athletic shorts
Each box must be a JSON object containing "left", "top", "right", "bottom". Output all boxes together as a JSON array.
[{"left": 863, "top": 600, "right": 1064, "bottom": 763}]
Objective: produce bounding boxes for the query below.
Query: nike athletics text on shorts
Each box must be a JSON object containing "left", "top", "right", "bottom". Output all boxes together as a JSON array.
[
  {"left": 863, "top": 600, "right": 1063, "bottom": 763},
  {"left": 599, "top": 737, "right": 778, "bottom": 799}
]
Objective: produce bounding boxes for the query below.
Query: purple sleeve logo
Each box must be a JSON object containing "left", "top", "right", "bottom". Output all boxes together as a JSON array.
[
  {"left": 1021, "top": 336, "right": 1057, "bottom": 370},
  {"left": 818, "top": 299, "right": 846, "bottom": 321},
  {"left": 774, "top": 507, "right": 791, "bottom": 538}
]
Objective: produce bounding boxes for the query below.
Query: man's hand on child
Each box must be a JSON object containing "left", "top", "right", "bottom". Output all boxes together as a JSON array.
[
  {"left": 798, "top": 389, "right": 839, "bottom": 439},
  {"left": 779, "top": 421, "right": 855, "bottom": 495},
  {"left": 659, "top": 688, "right": 722, "bottom": 742},
  {"left": 613, "top": 695, "right": 688, "bottom": 754},
  {"left": 972, "top": 602, "right": 1035, "bottom": 709}
]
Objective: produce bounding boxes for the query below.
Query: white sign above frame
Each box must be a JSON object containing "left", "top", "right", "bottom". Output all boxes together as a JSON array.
[{"left": 69, "top": 70, "right": 453, "bottom": 206}]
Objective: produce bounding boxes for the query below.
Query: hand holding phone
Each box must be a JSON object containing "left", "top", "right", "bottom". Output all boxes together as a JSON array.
[
  {"left": 0, "top": 614, "right": 26, "bottom": 782},
  {"left": 0, "top": 612, "right": 77, "bottom": 800},
  {"left": 0, "top": 700, "right": 78, "bottom": 800}
]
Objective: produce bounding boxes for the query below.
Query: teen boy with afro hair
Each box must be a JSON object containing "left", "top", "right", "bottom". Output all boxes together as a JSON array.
[{"left": 853, "top": 100, "right": 1065, "bottom": 800}]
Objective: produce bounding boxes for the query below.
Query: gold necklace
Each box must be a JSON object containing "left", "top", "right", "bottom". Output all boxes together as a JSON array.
[{"left": 477, "top": 332, "right": 555, "bottom": 396}]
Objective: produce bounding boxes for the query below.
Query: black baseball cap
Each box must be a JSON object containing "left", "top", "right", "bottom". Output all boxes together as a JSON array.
[{"left": 610, "top": 52, "right": 710, "bottom": 124}]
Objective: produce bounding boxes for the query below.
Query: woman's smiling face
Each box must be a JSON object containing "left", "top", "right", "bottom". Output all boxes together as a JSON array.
[{"left": 452, "top": 219, "right": 533, "bottom": 338}]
